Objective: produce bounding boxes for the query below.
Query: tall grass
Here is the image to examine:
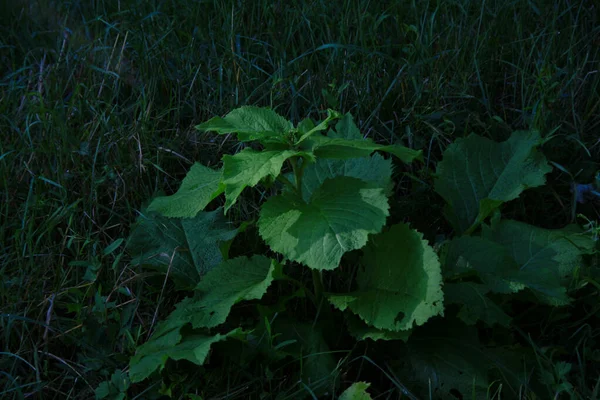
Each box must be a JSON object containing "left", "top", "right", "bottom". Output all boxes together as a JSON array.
[{"left": 1, "top": 0, "right": 598, "bottom": 398}]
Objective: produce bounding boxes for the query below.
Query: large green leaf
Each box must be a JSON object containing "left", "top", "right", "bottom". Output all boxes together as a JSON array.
[
  {"left": 127, "top": 209, "right": 238, "bottom": 289},
  {"left": 339, "top": 382, "right": 373, "bottom": 400},
  {"left": 309, "top": 135, "right": 421, "bottom": 164},
  {"left": 443, "top": 235, "right": 525, "bottom": 294},
  {"left": 146, "top": 163, "right": 223, "bottom": 218},
  {"left": 444, "top": 220, "right": 593, "bottom": 305},
  {"left": 300, "top": 154, "right": 393, "bottom": 201},
  {"left": 196, "top": 106, "right": 292, "bottom": 143},
  {"left": 434, "top": 130, "right": 552, "bottom": 233},
  {"left": 328, "top": 223, "right": 443, "bottom": 331},
  {"left": 482, "top": 220, "right": 595, "bottom": 305},
  {"left": 222, "top": 148, "right": 306, "bottom": 212},
  {"left": 152, "top": 255, "right": 279, "bottom": 338},
  {"left": 129, "top": 328, "right": 241, "bottom": 383},
  {"left": 258, "top": 176, "right": 389, "bottom": 270},
  {"left": 444, "top": 282, "right": 511, "bottom": 327}
]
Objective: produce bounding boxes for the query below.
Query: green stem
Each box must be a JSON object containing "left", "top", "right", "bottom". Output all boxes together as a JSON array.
[{"left": 311, "top": 269, "right": 324, "bottom": 307}]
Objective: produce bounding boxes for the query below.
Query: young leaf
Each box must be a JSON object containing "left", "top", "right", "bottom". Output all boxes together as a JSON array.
[
  {"left": 328, "top": 113, "right": 363, "bottom": 140},
  {"left": 339, "top": 382, "right": 373, "bottom": 400},
  {"left": 147, "top": 163, "right": 224, "bottom": 218},
  {"left": 196, "top": 106, "right": 292, "bottom": 143},
  {"left": 295, "top": 109, "right": 341, "bottom": 143},
  {"left": 310, "top": 135, "right": 422, "bottom": 164},
  {"left": 222, "top": 148, "right": 309, "bottom": 212},
  {"left": 444, "top": 282, "right": 511, "bottom": 327},
  {"left": 258, "top": 176, "right": 389, "bottom": 270},
  {"left": 328, "top": 223, "right": 443, "bottom": 331},
  {"left": 128, "top": 209, "right": 238, "bottom": 289},
  {"left": 299, "top": 154, "right": 393, "bottom": 201},
  {"left": 434, "top": 130, "right": 552, "bottom": 233},
  {"left": 129, "top": 328, "right": 242, "bottom": 383}
]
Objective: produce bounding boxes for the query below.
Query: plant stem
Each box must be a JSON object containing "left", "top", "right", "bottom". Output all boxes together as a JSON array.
[{"left": 311, "top": 269, "right": 324, "bottom": 307}]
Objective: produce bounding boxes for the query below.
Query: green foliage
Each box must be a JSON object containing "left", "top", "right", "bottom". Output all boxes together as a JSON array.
[
  {"left": 127, "top": 208, "right": 239, "bottom": 289},
  {"left": 222, "top": 148, "right": 306, "bottom": 212},
  {"left": 329, "top": 223, "right": 443, "bottom": 331},
  {"left": 95, "top": 370, "right": 130, "bottom": 400},
  {"left": 147, "top": 163, "right": 224, "bottom": 218},
  {"left": 5, "top": 2, "right": 600, "bottom": 398},
  {"left": 258, "top": 177, "right": 389, "bottom": 270},
  {"left": 339, "top": 381, "right": 373, "bottom": 400},
  {"left": 434, "top": 131, "right": 552, "bottom": 233},
  {"left": 196, "top": 106, "right": 293, "bottom": 143},
  {"left": 121, "top": 107, "right": 595, "bottom": 399}
]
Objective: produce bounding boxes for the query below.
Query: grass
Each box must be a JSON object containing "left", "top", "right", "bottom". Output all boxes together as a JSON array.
[{"left": 1, "top": 0, "right": 599, "bottom": 398}]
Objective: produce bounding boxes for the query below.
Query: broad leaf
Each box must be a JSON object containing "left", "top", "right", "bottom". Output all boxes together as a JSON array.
[
  {"left": 147, "top": 163, "right": 223, "bottom": 218},
  {"left": 444, "top": 282, "right": 511, "bottom": 327},
  {"left": 196, "top": 106, "right": 292, "bottom": 143},
  {"left": 329, "top": 223, "right": 443, "bottom": 331},
  {"left": 443, "top": 235, "right": 525, "bottom": 294},
  {"left": 482, "top": 220, "right": 595, "bottom": 305},
  {"left": 310, "top": 135, "right": 422, "bottom": 164},
  {"left": 128, "top": 209, "right": 238, "bottom": 289},
  {"left": 152, "top": 255, "right": 279, "bottom": 338},
  {"left": 444, "top": 220, "right": 593, "bottom": 305},
  {"left": 129, "top": 328, "right": 241, "bottom": 383},
  {"left": 339, "top": 382, "right": 373, "bottom": 400},
  {"left": 300, "top": 154, "right": 393, "bottom": 201},
  {"left": 434, "top": 130, "right": 552, "bottom": 233},
  {"left": 222, "top": 148, "right": 307, "bottom": 212},
  {"left": 258, "top": 176, "right": 389, "bottom": 270}
]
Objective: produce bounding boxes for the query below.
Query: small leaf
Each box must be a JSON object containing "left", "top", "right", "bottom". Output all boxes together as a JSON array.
[
  {"left": 328, "top": 113, "right": 363, "bottom": 140},
  {"left": 295, "top": 109, "right": 341, "bottom": 143},
  {"left": 128, "top": 209, "right": 239, "bottom": 289},
  {"left": 310, "top": 135, "right": 422, "bottom": 164},
  {"left": 103, "top": 238, "right": 124, "bottom": 256},
  {"left": 147, "top": 163, "right": 224, "bottom": 218},
  {"left": 434, "top": 130, "right": 552, "bottom": 233},
  {"left": 258, "top": 176, "right": 389, "bottom": 270},
  {"left": 196, "top": 106, "right": 292, "bottom": 143},
  {"left": 329, "top": 223, "right": 443, "bottom": 331},
  {"left": 222, "top": 148, "right": 307, "bottom": 212},
  {"left": 339, "top": 381, "right": 373, "bottom": 400}
]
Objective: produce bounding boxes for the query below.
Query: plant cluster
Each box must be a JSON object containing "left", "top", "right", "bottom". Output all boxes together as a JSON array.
[{"left": 114, "top": 107, "right": 596, "bottom": 399}]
